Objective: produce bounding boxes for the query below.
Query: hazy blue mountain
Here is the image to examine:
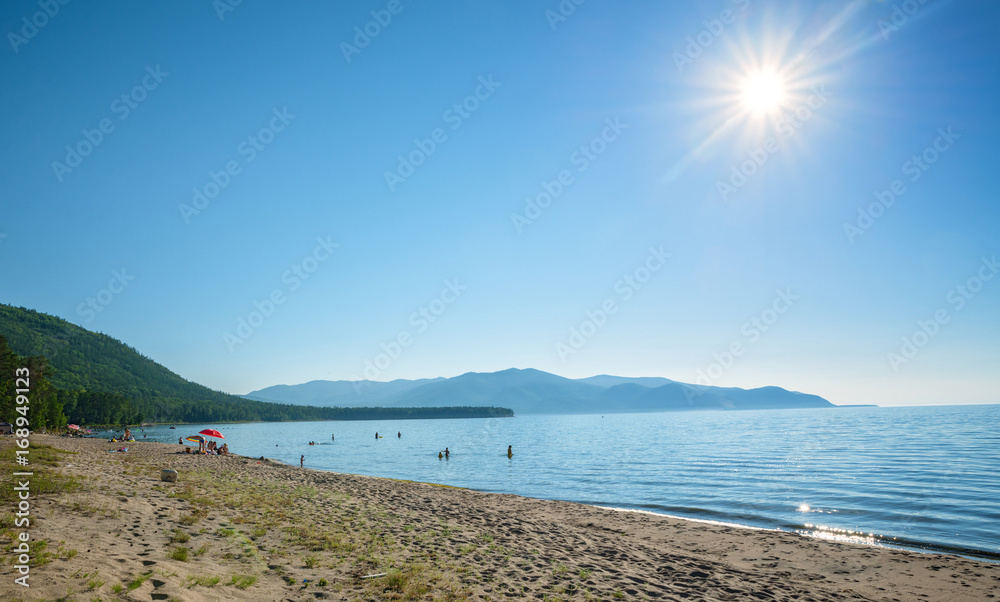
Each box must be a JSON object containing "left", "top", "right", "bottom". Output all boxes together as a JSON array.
[
  {"left": 247, "top": 368, "right": 837, "bottom": 414},
  {"left": 379, "top": 368, "right": 606, "bottom": 413},
  {"left": 709, "top": 386, "right": 833, "bottom": 410},
  {"left": 577, "top": 375, "right": 676, "bottom": 388},
  {"left": 246, "top": 377, "right": 444, "bottom": 407}
]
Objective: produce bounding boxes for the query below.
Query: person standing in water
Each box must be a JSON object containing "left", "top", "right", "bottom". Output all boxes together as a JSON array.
[
  {"left": 300, "top": 455, "right": 304, "bottom": 468},
  {"left": 444, "top": 447, "right": 450, "bottom": 459},
  {"left": 507, "top": 445, "right": 513, "bottom": 458},
  {"left": 397, "top": 432, "right": 401, "bottom": 438},
  {"left": 375, "top": 432, "right": 379, "bottom": 439}
]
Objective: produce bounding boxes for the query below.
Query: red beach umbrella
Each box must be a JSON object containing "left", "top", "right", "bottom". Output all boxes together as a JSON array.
[{"left": 199, "top": 429, "right": 224, "bottom": 439}]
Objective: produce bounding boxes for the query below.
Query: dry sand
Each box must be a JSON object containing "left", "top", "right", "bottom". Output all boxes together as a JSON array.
[{"left": 1, "top": 435, "right": 998, "bottom": 601}]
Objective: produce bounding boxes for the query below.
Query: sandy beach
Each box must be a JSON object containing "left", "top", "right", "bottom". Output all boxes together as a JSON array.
[{"left": 2, "top": 435, "right": 998, "bottom": 601}]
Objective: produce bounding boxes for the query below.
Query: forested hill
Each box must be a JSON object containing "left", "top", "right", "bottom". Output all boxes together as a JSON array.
[
  {"left": 0, "top": 304, "right": 513, "bottom": 426},
  {"left": 0, "top": 303, "right": 238, "bottom": 404}
]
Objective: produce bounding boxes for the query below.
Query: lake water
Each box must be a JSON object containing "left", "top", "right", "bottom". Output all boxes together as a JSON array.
[{"left": 124, "top": 404, "right": 1000, "bottom": 560}]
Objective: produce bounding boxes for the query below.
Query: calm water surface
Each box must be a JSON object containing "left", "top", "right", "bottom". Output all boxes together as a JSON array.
[{"left": 126, "top": 405, "right": 1000, "bottom": 560}]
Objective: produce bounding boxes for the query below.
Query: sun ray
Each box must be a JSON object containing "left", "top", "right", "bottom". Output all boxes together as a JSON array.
[{"left": 660, "top": 3, "right": 868, "bottom": 186}]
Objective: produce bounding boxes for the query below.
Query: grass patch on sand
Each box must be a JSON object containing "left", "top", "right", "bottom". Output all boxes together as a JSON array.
[
  {"left": 0, "top": 442, "right": 80, "bottom": 505},
  {"left": 179, "top": 508, "right": 208, "bottom": 525},
  {"left": 373, "top": 565, "right": 437, "bottom": 600},
  {"left": 67, "top": 499, "right": 121, "bottom": 519},
  {"left": 126, "top": 571, "right": 152, "bottom": 591},
  {"left": 86, "top": 573, "right": 105, "bottom": 591},
  {"left": 186, "top": 574, "right": 222, "bottom": 588},
  {"left": 170, "top": 547, "right": 190, "bottom": 562},
  {"left": 229, "top": 573, "right": 258, "bottom": 589}
]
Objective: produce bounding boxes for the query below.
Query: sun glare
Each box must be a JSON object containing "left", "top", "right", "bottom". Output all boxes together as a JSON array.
[{"left": 740, "top": 71, "right": 787, "bottom": 115}]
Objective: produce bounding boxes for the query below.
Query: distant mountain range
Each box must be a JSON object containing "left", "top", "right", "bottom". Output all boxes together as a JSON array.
[
  {"left": 246, "top": 368, "right": 838, "bottom": 415},
  {"left": 0, "top": 303, "right": 840, "bottom": 421},
  {"left": 0, "top": 304, "right": 512, "bottom": 424}
]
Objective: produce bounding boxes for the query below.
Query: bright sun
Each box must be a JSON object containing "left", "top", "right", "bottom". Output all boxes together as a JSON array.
[{"left": 740, "top": 71, "right": 787, "bottom": 115}]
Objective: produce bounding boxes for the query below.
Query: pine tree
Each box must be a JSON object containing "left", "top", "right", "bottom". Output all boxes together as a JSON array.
[{"left": 0, "top": 336, "right": 21, "bottom": 424}]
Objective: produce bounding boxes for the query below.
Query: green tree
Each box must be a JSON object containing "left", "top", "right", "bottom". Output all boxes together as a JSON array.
[{"left": 0, "top": 335, "right": 19, "bottom": 424}]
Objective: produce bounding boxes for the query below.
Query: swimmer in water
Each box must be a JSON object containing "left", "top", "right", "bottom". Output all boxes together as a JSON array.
[{"left": 507, "top": 445, "right": 513, "bottom": 458}]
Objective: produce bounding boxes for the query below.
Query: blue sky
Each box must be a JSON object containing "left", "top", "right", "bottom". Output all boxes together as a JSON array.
[{"left": 2, "top": 0, "right": 998, "bottom": 406}]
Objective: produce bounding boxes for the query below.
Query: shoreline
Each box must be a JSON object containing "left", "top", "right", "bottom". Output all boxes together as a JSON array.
[
  {"left": 58, "top": 430, "right": 1000, "bottom": 562},
  {"left": 595, "top": 505, "right": 1000, "bottom": 565},
  {"left": 3, "top": 435, "right": 999, "bottom": 601},
  {"left": 228, "top": 446, "right": 1000, "bottom": 564},
  {"left": 66, "top": 426, "right": 1000, "bottom": 563}
]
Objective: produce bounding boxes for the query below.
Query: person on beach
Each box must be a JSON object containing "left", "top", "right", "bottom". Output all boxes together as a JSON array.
[{"left": 300, "top": 455, "right": 304, "bottom": 467}]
